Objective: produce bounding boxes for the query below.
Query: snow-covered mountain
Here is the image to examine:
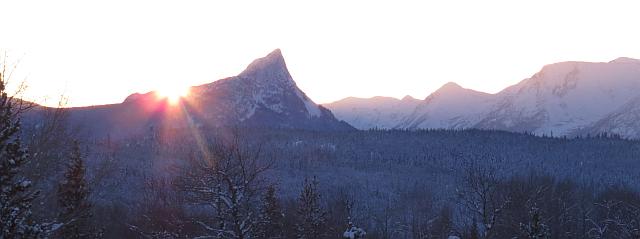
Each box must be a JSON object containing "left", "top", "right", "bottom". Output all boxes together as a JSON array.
[
  {"left": 326, "top": 57, "right": 640, "bottom": 138},
  {"left": 57, "top": 49, "right": 353, "bottom": 139},
  {"left": 398, "top": 82, "right": 492, "bottom": 129},
  {"left": 326, "top": 95, "right": 420, "bottom": 129},
  {"left": 181, "top": 49, "right": 351, "bottom": 130}
]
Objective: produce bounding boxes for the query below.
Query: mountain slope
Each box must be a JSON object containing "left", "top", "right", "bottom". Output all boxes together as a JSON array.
[
  {"left": 398, "top": 82, "right": 492, "bottom": 129},
  {"left": 325, "top": 57, "right": 640, "bottom": 138},
  {"left": 475, "top": 59, "right": 640, "bottom": 136},
  {"left": 183, "top": 49, "right": 351, "bottom": 130},
  {"left": 326, "top": 95, "right": 420, "bottom": 129},
  {"left": 56, "top": 49, "right": 353, "bottom": 139},
  {"left": 581, "top": 96, "right": 640, "bottom": 138}
]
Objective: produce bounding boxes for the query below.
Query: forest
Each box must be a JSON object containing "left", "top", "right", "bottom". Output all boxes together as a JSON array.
[{"left": 4, "top": 74, "right": 640, "bottom": 239}]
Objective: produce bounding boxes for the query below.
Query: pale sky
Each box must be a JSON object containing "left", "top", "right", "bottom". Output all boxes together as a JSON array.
[{"left": 1, "top": 0, "right": 640, "bottom": 107}]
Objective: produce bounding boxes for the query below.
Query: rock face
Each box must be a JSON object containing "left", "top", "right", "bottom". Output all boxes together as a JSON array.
[
  {"left": 60, "top": 49, "right": 353, "bottom": 139},
  {"left": 186, "top": 49, "right": 350, "bottom": 130},
  {"left": 326, "top": 58, "right": 640, "bottom": 138}
]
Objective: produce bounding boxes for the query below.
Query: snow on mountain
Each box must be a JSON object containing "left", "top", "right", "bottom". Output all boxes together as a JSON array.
[
  {"left": 325, "top": 95, "right": 420, "bottom": 129},
  {"left": 60, "top": 49, "right": 353, "bottom": 139},
  {"left": 326, "top": 57, "right": 640, "bottom": 138},
  {"left": 397, "top": 82, "right": 492, "bottom": 129},
  {"left": 235, "top": 48, "right": 322, "bottom": 118},
  {"left": 610, "top": 57, "right": 640, "bottom": 64},
  {"left": 476, "top": 59, "right": 640, "bottom": 136},
  {"left": 582, "top": 96, "right": 640, "bottom": 138},
  {"left": 187, "top": 49, "right": 332, "bottom": 124}
]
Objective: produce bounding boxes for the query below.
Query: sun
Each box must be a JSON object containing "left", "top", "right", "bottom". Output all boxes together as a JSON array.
[{"left": 156, "top": 85, "right": 190, "bottom": 105}]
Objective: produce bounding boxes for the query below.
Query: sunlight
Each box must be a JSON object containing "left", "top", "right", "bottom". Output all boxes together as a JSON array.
[{"left": 156, "top": 85, "right": 190, "bottom": 104}]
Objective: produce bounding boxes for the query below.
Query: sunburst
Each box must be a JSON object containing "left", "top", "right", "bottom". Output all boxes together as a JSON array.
[{"left": 156, "top": 85, "right": 190, "bottom": 104}]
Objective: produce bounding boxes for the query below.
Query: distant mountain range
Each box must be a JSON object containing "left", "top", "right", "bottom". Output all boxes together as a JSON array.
[
  {"left": 326, "top": 57, "right": 640, "bottom": 138},
  {"left": 25, "top": 49, "right": 353, "bottom": 139},
  {"left": 22, "top": 51, "right": 640, "bottom": 139}
]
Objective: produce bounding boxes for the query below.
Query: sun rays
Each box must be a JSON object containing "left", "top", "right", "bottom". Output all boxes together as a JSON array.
[{"left": 156, "top": 85, "right": 190, "bottom": 105}]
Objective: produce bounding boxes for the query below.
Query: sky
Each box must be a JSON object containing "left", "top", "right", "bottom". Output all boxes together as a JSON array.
[{"left": 1, "top": 0, "right": 640, "bottom": 107}]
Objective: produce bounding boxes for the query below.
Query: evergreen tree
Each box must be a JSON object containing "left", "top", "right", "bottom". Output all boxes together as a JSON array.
[
  {"left": 57, "top": 141, "right": 91, "bottom": 238},
  {"left": 256, "top": 185, "right": 284, "bottom": 239},
  {"left": 296, "top": 177, "right": 326, "bottom": 239},
  {"left": 0, "top": 68, "right": 43, "bottom": 238}
]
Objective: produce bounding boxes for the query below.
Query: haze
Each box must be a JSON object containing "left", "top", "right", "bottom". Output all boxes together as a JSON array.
[{"left": 2, "top": 0, "right": 640, "bottom": 107}]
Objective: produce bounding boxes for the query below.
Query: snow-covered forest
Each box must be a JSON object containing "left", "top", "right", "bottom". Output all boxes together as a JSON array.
[
  {"left": 5, "top": 0, "right": 640, "bottom": 237},
  {"left": 7, "top": 108, "right": 640, "bottom": 238},
  {"left": 4, "top": 66, "right": 640, "bottom": 239}
]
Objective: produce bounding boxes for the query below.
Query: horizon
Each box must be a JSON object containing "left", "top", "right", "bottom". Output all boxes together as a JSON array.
[
  {"left": 11, "top": 51, "right": 638, "bottom": 108},
  {"left": 4, "top": 2, "right": 640, "bottom": 238},
  {"left": 2, "top": 0, "right": 640, "bottom": 107}
]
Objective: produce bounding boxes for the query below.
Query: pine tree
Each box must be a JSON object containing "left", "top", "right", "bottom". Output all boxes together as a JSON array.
[
  {"left": 0, "top": 67, "right": 43, "bottom": 238},
  {"left": 296, "top": 177, "right": 326, "bottom": 239},
  {"left": 256, "top": 185, "right": 284, "bottom": 239},
  {"left": 57, "top": 141, "right": 91, "bottom": 239}
]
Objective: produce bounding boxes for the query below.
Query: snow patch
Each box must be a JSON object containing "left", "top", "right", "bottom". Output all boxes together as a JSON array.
[{"left": 295, "top": 90, "right": 321, "bottom": 117}]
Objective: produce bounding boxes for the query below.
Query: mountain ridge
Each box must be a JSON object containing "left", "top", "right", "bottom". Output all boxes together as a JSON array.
[
  {"left": 29, "top": 49, "right": 354, "bottom": 139},
  {"left": 326, "top": 57, "right": 640, "bottom": 138}
]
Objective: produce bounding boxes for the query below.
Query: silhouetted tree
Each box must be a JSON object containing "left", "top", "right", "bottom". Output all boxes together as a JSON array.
[
  {"left": 457, "top": 165, "right": 509, "bottom": 239},
  {"left": 256, "top": 185, "right": 284, "bottom": 239},
  {"left": 127, "top": 177, "right": 188, "bottom": 239},
  {"left": 179, "top": 135, "right": 273, "bottom": 239},
  {"left": 0, "top": 63, "right": 44, "bottom": 238},
  {"left": 57, "top": 141, "right": 92, "bottom": 238},
  {"left": 296, "top": 177, "right": 326, "bottom": 239}
]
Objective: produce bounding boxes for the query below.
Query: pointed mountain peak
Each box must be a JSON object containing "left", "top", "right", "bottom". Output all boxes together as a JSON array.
[
  {"left": 238, "top": 49, "right": 290, "bottom": 80},
  {"left": 267, "top": 48, "right": 283, "bottom": 58},
  {"left": 258, "top": 48, "right": 284, "bottom": 65}
]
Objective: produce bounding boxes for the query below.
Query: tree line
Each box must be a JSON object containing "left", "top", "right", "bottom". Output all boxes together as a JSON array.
[{"left": 4, "top": 60, "right": 640, "bottom": 238}]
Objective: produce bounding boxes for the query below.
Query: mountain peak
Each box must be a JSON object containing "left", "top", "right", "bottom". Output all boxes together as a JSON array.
[
  {"left": 218, "top": 49, "right": 335, "bottom": 120},
  {"left": 261, "top": 48, "right": 284, "bottom": 64},
  {"left": 401, "top": 95, "right": 418, "bottom": 101},
  {"left": 436, "top": 82, "right": 464, "bottom": 93},
  {"left": 238, "top": 49, "right": 289, "bottom": 80},
  {"left": 427, "top": 81, "right": 490, "bottom": 101},
  {"left": 269, "top": 48, "right": 282, "bottom": 56},
  {"left": 610, "top": 57, "right": 640, "bottom": 64}
]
